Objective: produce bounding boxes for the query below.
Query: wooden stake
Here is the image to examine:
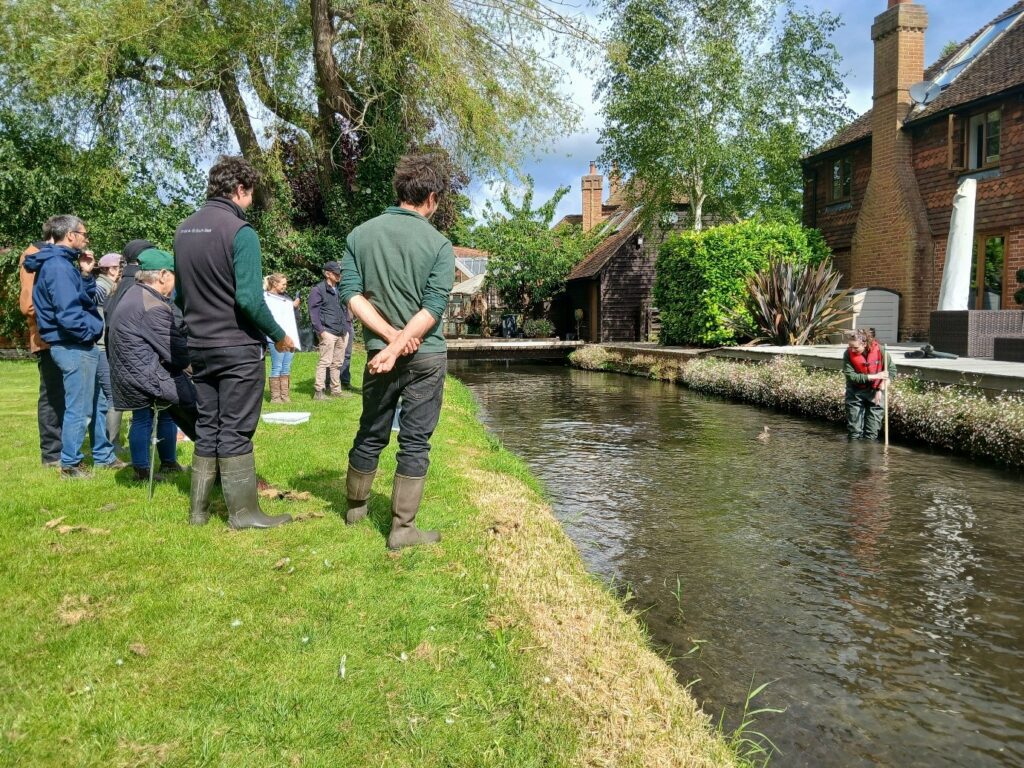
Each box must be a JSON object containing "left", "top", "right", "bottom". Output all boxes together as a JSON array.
[{"left": 882, "top": 344, "right": 890, "bottom": 450}]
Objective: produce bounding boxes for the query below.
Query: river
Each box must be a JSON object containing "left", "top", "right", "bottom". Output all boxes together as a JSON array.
[{"left": 451, "top": 361, "right": 1024, "bottom": 768}]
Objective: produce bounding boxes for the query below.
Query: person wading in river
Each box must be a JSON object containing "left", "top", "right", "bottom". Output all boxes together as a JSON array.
[
  {"left": 339, "top": 153, "right": 455, "bottom": 550},
  {"left": 843, "top": 329, "right": 894, "bottom": 441}
]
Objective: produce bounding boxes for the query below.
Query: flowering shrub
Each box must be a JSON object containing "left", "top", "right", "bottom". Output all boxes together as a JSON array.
[
  {"left": 569, "top": 346, "right": 621, "bottom": 371},
  {"left": 571, "top": 349, "right": 1024, "bottom": 468}
]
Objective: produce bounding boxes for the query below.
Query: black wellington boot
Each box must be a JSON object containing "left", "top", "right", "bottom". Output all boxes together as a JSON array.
[
  {"left": 345, "top": 465, "right": 376, "bottom": 524},
  {"left": 220, "top": 453, "right": 292, "bottom": 530},
  {"left": 189, "top": 455, "right": 218, "bottom": 525},
  {"left": 386, "top": 474, "right": 440, "bottom": 550}
]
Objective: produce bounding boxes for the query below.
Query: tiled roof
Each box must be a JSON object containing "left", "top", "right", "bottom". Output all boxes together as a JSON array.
[
  {"left": 907, "top": 1, "right": 1024, "bottom": 124},
  {"left": 453, "top": 246, "right": 489, "bottom": 258},
  {"left": 810, "top": 109, "right": 874, "bottom": 156},
  {"left": 554, "top": 214, "right": 583, "bottom": 230},
  {"left": 567, "top": 208, "right": 643, "bottom": 281},
  {"left": 808, "top": 1, "right": 1024, "bottom": 157}
]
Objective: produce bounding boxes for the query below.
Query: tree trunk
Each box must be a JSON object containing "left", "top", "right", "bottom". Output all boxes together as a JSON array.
[{"left": 217, "top": 68, "right": 273, "bottom": 209}]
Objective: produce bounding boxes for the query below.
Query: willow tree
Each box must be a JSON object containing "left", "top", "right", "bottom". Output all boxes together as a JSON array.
[
  {"left": 0, "top": 0, "right": 590, "bottom": 231},
  {"left": 596, "top": 0, "right": 851, "bottom": 229}
]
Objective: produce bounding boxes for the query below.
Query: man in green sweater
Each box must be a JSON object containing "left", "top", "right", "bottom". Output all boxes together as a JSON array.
[
  {"left": 339, "top": 154, "right": 455, "bottom": 550},
  {"left": 174, "top": 156, "right": 296, "bottom": 529}
]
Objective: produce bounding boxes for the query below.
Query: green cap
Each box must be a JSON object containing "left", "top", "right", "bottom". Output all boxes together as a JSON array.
[{"left": 138, "top": 248, "right": 174, "bottom": 272}]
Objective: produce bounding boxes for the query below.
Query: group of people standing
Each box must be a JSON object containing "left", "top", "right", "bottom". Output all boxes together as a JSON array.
[{"left": 20, "top": 152, "right": 455, "bottom": 548}]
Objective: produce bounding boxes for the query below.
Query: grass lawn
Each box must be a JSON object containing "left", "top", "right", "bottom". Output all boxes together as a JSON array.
[{"left": 0, "top": 351, "right": 737, "bottom": 768}]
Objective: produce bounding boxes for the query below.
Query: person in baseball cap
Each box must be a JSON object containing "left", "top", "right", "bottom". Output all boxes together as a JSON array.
[
  {"left": 95, "top": 252, "right": 126, "bottom": 451},
  {"left": 309, "top": 260, "right": 351, "bottom": 400},
  {"left": 108, "top": 245, "right": 198, "bottom": 483},
  {"left": 137, "top": 248, "right": 175, "bottom": 272}
]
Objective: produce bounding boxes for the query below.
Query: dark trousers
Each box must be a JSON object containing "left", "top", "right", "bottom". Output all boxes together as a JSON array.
[
  {"left": 846, "top": 386, "right": 884, "bottom": 440},
  {"left": 339, "top": 329, "right": 353, "bottom": 386},
  {"left": 349, "top": 352, "right": 446, "bottom": 478},
  {"left": 35, "top": 349, "right": 65, "bottom": 464},
  {"left": 189, "top": 344, "right": 265, "bottom": 458}
]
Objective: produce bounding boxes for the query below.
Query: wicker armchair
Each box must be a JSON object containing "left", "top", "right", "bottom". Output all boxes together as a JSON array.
[
  {"left": 994, "top": 336, "right": 1024, "bottom": 363},
  {"left": 929, "top": 310, "right": 1024, "bottom": 358}
]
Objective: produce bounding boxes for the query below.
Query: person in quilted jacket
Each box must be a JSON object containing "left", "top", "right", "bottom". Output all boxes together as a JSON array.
[{"left": 107, "top": 248, "right": 198, "bottom": 482}]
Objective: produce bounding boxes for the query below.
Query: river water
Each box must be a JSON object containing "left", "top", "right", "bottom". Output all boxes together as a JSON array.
[{"left": 451, "top": 362, "right": 1024, "bottom": 768}]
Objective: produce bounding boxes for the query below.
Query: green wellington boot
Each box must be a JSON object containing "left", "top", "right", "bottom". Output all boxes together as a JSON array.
[
  {"left": 386, "top": 474, "right": 440, "bottom": 550},
  {"left": 345, "top": 465, "right": 376, "bottom": 524},
  {"left": 219, "top": 453, "right": 292, "bottom": 529},
  {"left": 189, "top": 455, "right": 218, "bottom": 525}
]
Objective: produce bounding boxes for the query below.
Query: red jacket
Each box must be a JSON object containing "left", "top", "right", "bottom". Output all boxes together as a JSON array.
[{"left": 847, "top": 342, "right": 884, "bottom": 390}]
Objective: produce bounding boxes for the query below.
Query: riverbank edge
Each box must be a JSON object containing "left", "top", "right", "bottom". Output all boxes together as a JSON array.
[
  {"left": 448, "top": 377, "right": 741, "bottom": 767},
  {"left": 0, "top": 357, "right": 739, "bottom": 767},
  {"left": 568, "top": 345, "right": 1024, "bottom": 470}
]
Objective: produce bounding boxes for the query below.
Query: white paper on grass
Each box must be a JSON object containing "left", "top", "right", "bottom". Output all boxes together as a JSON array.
[
  {"left": 264, "top": 292, "right": 302, "bottom": 351},
  {"left": 937, "top": 178, "right": 977, "bottom": 311}
]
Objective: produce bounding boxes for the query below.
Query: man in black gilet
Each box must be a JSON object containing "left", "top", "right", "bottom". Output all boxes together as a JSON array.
[{"left": 173, "top": 156, "right": 296, "bottom": 529}]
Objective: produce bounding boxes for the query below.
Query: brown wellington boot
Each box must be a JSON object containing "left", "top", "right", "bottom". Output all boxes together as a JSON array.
[
  {"left": 386, "top": 474, "right": 440, "bottom": 550},
  {"left": 280, "top": 374, "right": 291, "bottom": 403},
  {"left": 345, "top": 465, "right": 376, "bottom": 524},
  {"left": 220, "top": 453, "right": 292, "bottom": 529},
  {"left": 269, "top": 376, "right": 283, "bottom": 403},
  {"left": 189, "top": 455, "right": 218, "bottom": 525}
]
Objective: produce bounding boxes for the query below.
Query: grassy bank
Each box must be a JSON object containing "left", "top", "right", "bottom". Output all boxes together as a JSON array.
[
  {"left": 0, "top": 352, "right": 737, "bottom": 767},
  {"left": 570, "top": 345, "right": 1024, "bottom": 470}
]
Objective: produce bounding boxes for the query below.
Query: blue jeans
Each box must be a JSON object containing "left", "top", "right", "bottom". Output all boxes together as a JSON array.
[
  {"left": 49, "top": 343, "right": 116, "bottom": 468},
  {"left": 267, "top": 344, "right": 294, "bottom": 376},
  {"left": 129, "top": 406, "right": 179, "bottom": 468}
]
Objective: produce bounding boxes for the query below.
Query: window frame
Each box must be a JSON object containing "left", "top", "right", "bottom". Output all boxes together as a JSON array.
[
  {"left": 828, "top": 156, "right": 853, "bottom": 204},
  {"left": 971, "top": 232, "right": 1007, "bottom": 310},
  {"left": 948, "top": 108, "right": 1003, "bottom": 172}
]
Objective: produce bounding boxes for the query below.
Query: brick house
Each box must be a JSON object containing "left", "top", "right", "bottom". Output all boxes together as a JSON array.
[
  {"left": 802, "top": 0, "right": 1024, "bottom": 339},
  {"left": 556, "top": 164, "right": 692, "bottom": 342}
]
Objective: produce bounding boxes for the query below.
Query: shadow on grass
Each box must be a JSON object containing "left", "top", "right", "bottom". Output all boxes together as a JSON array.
[{"left": 290, "top": 469, "right": 392, "bottom": 540}]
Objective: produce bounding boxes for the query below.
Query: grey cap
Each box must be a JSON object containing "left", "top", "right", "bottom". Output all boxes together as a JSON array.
[{"left": 322, "top": 261, "right": 341, "bottom": 275}]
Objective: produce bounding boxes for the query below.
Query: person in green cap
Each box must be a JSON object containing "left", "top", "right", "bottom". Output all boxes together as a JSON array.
[
  {"left": 107, "top": 248, "right": 199, "bottom": 481},
  {"left": 173, "top": 156, "right": 296, "bottom": 529}
]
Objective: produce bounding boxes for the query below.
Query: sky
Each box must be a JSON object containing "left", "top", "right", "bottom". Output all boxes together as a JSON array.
[{"left": 466, "top": 0, "right": 1016, "bottom": 223}]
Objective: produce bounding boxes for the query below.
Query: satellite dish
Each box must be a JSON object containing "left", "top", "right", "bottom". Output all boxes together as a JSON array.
[{"left": 909, "top": 80, "right": 940, "bottom": 106}]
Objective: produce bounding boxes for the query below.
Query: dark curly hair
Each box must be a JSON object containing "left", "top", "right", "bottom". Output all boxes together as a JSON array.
[
  {"left": 206, "top": 155, "right": 260, "bottom": 200},
  {"left": 393, "top": 154, "right": 450, "bottom": 206}
]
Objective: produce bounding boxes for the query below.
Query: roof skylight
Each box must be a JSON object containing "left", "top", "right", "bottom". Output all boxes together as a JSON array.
[{"left": 933, "top": 11, "right": 1022, "bottom": 91}]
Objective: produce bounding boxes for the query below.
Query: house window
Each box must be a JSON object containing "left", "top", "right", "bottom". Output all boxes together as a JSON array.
[
  {"left": 967, "top": 110, "right": 1001, "bottom": 169},
  {"left": 949, "top": 110, "right": 1002, "bottom": 171},
  {"left": 933, "top": 11, "right": 1023, "bottom": 91},
  {"left": 829, "top": 157, "right": 852, "bottom": 202},
  {"left": 969, "top": 234, "right": 1006, "bottom": 309}
]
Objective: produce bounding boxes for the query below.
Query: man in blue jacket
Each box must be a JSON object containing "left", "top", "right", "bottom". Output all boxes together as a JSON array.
[{"left": 24, "top": 215, "right": 123, "bottom": 478}]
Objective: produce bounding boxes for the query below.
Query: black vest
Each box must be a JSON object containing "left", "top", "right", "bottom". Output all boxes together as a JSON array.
[
  {"left": 173, "top": 198, "right": 262, "bottom": 348},
  {"left": 314, "top": 281, "right": 347, "bottom": 334}
]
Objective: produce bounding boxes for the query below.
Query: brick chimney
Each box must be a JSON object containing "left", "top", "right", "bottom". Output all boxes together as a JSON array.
[
  {"left": 850, "top": 1, "right": 934, "bottom": 338},
  {"left": 581, "top": 161, "right": 604, "bottom": 232}
]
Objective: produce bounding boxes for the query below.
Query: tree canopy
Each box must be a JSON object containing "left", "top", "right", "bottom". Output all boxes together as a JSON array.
[
  {"left": 0, "top": 0, "right": 591, "bottom": 231},
  {"left": 596, "top": 0, "right": 851, "bottom": 229},
  {"left": 475, "top": 178, "right": 602, "bottom": 318}
]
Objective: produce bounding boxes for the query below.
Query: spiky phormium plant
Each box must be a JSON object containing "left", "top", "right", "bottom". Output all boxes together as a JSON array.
[{"left": 746, "top": 259, "right": 851, "bottom": 346}]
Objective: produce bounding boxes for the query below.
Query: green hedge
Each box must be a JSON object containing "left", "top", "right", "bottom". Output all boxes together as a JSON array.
[{"left": 654, "top": 221, "right": 831, "bottom": 346}]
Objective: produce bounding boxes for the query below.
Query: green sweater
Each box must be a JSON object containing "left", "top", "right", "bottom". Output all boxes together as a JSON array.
[
  {"left": 339, "top": 207, "right": 455, "bottom": 355},
  {"left": 233, "top": 228, "right": 284, "bottom": 342}
]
